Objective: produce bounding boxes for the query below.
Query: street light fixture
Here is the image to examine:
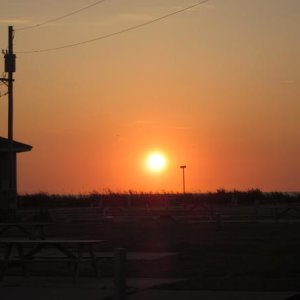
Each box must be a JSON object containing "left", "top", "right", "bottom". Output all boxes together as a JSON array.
[{"left": 180, "top": 165, "right": 186, "bottom": 194}]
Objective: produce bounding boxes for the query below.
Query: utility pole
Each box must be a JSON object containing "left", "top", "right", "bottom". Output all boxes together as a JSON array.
[
  {"left": 180, "top": 165, "right": 186, "bottom": 194},
  {"left": 1, "top": 26, "right": 16, "bottom": 207},
  {"left": 7, "top": 26, "right": 16, "bottom": 207},
  {"left": 7, "top": 26, "right": 15, "bottom": 143}
]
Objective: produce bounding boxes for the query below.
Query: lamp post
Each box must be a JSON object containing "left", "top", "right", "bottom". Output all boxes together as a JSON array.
[{"left": 180, "top": 165, "right": 186, "bottom": 194}]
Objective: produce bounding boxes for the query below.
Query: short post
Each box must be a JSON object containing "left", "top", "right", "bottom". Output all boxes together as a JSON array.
[
  {"left": 216, "top": 213, "right": 223, "bottom": 231},
  {"left": 180, "top": 165, "right": 186, "bottom": 194},
  {"left": 254, "top": 200, "right": 259, "bottom": 221},
  {"left": 114, "top": 248, "right": 127, "bottom": 300},
  {"left": 98, "top": 197, "right": 103, "bottom": 209}
]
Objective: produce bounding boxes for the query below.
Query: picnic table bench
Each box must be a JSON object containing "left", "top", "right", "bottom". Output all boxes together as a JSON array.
[
  {"left": 0, "top": 222, "right": 51, "bottom": 239},
  {"left": 0, "top": 239, "right": 107, "bottom": 280}
]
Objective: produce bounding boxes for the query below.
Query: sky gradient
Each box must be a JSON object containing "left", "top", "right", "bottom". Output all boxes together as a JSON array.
[{"left": 1, "top": 0, "right": 299, "bottom": 194}]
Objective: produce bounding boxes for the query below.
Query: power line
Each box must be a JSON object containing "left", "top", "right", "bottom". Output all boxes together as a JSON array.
[
  {"left": 17, "top": 0, "right": 210, "bottom": 54},
  {"left": 15, "top": 0, "right": 107, "bottom": 31}
]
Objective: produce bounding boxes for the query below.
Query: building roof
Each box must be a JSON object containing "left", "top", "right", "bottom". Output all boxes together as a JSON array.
[{"left": 0, "top": 137, "right": 32, "bottom": 153}]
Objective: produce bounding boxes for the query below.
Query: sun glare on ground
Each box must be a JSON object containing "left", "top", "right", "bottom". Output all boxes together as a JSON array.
[{"left": 146, "top": 152, "right": 167, "bottom": 173}]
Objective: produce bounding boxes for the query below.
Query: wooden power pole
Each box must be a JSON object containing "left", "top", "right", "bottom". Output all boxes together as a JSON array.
[
  {"left": 7, "top": 26, "right": 16, "bottom": 207},
  {"left": 1, "top": 26, "right": 16, "bottom": 207}
]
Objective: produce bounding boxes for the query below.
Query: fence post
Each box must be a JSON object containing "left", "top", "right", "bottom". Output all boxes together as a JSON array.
[
  {"left": 216, "top": 213, "right": 223, "bottom": 231},
  {"left": 114, "top": 248, "right": 127, "bottom": 300}
]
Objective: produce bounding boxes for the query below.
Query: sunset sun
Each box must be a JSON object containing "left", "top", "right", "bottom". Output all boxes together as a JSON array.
[{"left": 146, "top": 152, "right": 167, "bottom": 172}]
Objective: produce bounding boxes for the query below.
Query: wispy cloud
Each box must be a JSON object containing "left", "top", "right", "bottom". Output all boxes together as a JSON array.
[
  {"left": 173, "top": 126, "right": 193, "bottom": 130},
  {"left": 117, "top": 13, "right": 154, "bottom": 22},
  {"left": 129, "top": 120, "right": 193, "bottom": 131},
  {"left": 131, "top": 120, "right": 158, "bottom": 125},
  {"left": 282, "top": 79, "right": 296, "bottom": 85}
]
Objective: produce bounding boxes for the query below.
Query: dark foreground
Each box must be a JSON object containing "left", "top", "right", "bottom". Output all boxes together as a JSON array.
[
  {"left": 2, "top": 205, "right": 300, "bottom": 292},
  {"left": 58, "top": 219, "right": 300, "bottom": 291}
]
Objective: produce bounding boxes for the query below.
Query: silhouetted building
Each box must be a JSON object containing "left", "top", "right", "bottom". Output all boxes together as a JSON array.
[{"left": 0, "top": 137, "right": 32, "bottom": 209}]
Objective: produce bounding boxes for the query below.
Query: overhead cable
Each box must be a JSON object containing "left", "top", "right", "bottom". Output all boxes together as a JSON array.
[
  {"left": 15, "top": 0, "right": 107, "bottom": 31},
  {"left": 17, "top": 0, "right": 210, "bottom": 53}
]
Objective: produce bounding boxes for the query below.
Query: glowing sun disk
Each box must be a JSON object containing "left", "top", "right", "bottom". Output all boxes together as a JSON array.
[{"left": 146, "top": 152, "right": 167, "bottom": 172}]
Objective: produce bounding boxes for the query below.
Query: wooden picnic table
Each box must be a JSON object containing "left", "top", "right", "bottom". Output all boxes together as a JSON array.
[
  {"left": 0, "top": 239, "right": 106, "bottom": 280},
  {"left": 0, "top": 222, "right": 51, "bottom": 239}
]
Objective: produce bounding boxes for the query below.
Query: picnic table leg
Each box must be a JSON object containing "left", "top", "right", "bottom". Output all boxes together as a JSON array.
[
  {"left": 16, "top": 244, "right": 29, "bottom": 277},
  {"left": 88, "top": 244, "right": 100, "bottom": 278},
  {"left": 39, "top": 225, "right": 46, "bottom": 239},
  {"left": 114, "top": 248, "right": 127, "bottom": 300},
  {"left": 16, "top": 225, "right": 36, "bottom": 240},
  {"left": 74, "top": 244, "right": 84, "bottom": 282},
  {"left": 33, "top": 225, "right": 47, "bottom": 240},
  {"left": 55, "top": 243, "right": 77, "bottom": 259},
  {"left": 0, "top": 243, "right": 13, "bottom": 280},
  {"left": 24, "top": 244, "right": 45, "bottom": 258},
  {"left": 32, "top": 225, "right": 43, "bottom": 239}
]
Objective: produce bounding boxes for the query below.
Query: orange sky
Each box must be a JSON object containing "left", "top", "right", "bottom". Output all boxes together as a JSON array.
[{"left": 1, "top": 0, "right": 299, "bottom": 194}]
